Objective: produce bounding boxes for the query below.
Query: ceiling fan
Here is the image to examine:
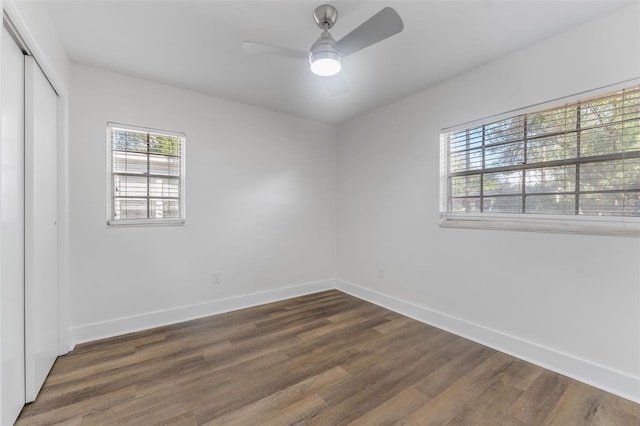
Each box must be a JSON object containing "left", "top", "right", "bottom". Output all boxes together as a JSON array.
[{"left": 243, "top": 4, "right": 404, "bottom": 78}]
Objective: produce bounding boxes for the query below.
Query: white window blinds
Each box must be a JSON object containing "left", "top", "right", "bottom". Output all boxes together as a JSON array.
[
  {"left": 107, "top": 123, "right": 185, "bottom": 225},
  {"left": 442, "top": 85, "right": 640, "bottom": 221}
]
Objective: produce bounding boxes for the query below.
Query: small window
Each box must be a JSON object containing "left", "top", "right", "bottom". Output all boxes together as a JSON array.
[
  {"left": 440, "top": 84, "right": 640, "bottom": 236},
  {"left": 107, "top": 123, "right": 185, "bottom": 226}
]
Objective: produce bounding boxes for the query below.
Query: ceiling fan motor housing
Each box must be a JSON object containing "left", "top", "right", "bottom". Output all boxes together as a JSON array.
[{"left": 309, "top": 31, "right": 341, "bottom": 64}]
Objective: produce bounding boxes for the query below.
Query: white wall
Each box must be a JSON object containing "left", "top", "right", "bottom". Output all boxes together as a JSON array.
[
  {"left": 68, "top": 64, "right": 337, "bottom": 343},
  {"left": 337, "top": 3, "right": 640, "bottom": 402}
]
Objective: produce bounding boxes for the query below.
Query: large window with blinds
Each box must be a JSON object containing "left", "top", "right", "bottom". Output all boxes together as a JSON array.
[
  {"left": 440, "top": 84, "right": 640, "bottom": 235},
  {"left": 107, "top": 123, "right": 185, "bottom": 225}
]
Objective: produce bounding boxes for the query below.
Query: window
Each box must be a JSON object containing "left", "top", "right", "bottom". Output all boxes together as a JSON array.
[
  {"left": 440, "top": 83, "right": 640, "bottom": 236},
  {"left": 107, "top": 123, "right": 185, "bottom": 226}
]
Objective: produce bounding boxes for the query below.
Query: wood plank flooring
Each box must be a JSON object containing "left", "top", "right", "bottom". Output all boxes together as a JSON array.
[{"left": 16, "top": 290, "right": 640, "bottom": 425}]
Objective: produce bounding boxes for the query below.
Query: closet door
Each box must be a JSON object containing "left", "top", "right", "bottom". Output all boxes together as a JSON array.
[
  {"left": 24, "top": 56, "right": 59, "bottom": 402},
  {"left": 0, "top": 25, "right": 26, "bottom": 424}
]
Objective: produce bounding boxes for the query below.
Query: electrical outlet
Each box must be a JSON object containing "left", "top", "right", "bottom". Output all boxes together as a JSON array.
[
  {"left": 212, "top": 272, "right": 222, "bottom": 285},
  {"left": 378, "top": 268, "right": 384, "bottom": 279}
]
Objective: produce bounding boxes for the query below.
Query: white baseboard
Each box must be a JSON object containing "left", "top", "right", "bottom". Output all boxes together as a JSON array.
[
  {"left": 336, "top": 279, "right": 640, "bottom": 404},
  {"left": 70, "top": 278, "right": 336, "bottom": 349}
]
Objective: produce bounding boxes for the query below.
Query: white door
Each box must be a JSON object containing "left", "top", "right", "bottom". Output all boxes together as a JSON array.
[
  {"left": 24, "top": 56, "right": 59, "bottom": 402},
  {"left": 0, "top": 25, "right": 26, "bottom": 424}
]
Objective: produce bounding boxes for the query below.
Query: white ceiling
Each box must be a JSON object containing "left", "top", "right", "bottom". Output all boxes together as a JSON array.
[{"left": 45, "top": 0, "right": 629, "bottom": 124}]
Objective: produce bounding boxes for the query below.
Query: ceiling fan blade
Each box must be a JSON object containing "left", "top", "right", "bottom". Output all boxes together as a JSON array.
[
  {"left": 335, "top": 7, "right": 404, "bottom": 58},
  {"left": 325, "top": 74, "right": 350, "bottom": 98},
  {"left": 242, "top": 41, "right": 308, "bottom": 60}
]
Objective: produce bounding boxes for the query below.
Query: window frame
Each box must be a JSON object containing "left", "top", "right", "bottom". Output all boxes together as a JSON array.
[
  {"left": 106, "top": 122, "right": 186, "bottom": 227},
  {"left": 440, "top": 80, "right": 640, "bottom": 237}
]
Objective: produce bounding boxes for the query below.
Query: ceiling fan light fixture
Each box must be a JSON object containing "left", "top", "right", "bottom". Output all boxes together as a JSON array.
[
  {"left": 310, "top": 51, "right": 342, "bottom": 76},
  {"left": 309, "top": 29, "right": 342, "bottom": 76}
]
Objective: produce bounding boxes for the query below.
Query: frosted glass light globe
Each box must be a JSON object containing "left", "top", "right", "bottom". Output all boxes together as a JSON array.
[{"left": 310, "top": 56, "right": 342, "bottom": 76}]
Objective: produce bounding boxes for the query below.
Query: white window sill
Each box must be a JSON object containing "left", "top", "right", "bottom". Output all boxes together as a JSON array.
[
  {"left": 107, "top": 219, "right": 186, "bottom": 227},
  {"left": 440, "top": 213, "right": 640, "bottom": 237}
]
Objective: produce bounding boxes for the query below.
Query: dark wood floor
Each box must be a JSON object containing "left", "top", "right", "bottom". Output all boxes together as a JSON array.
[{"left": 17, "top": 290, "right": 640, "bottom": 425}]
